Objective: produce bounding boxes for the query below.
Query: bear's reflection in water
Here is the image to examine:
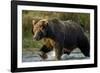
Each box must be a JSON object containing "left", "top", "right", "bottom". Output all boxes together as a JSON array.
[{"left": 22, "top": 48, "right": 89, "bottom": 62}]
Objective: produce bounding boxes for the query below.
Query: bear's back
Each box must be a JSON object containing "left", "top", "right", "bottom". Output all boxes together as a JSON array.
[{"left": 63, "top": 20, "right": 85, "bottom": 48}]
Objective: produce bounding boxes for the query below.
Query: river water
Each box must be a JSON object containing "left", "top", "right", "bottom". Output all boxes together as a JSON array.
[{"left": 22, "top": 48, "right": 89, "bottom": 62}]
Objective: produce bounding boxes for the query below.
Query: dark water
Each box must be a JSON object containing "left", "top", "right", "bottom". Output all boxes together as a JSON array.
[{"left": 22, "top": 48, "right": 89, "bottom": 62}]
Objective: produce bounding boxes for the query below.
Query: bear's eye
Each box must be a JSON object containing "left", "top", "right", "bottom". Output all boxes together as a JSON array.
[
  {"left": 42, "top": 23, "right": 47, "bottom": 29},
  {"left": 42, "top": 25, "right": 46, "bottom": 29},
  {"left": 39, "top": 25, "right": 42, "bottom": 27}
]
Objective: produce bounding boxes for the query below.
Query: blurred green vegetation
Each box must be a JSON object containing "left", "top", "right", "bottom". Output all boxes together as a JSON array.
[{"left": 22, "top": 10, "right": 90, "bottom": 49}]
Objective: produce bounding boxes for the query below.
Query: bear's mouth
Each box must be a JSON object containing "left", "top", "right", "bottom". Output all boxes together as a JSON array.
[
  {"left": 33, "top": 35, "right": 43, "bottom": 41},
  {"left": 33, "top": 36, "right": 41, "bottom": 41},
  {"left": 33, "top": 31, "right": 46, "bottom": 41}
]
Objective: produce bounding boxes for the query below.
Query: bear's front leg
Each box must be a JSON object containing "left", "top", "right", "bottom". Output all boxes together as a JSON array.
[
  {"left": 39, "top": 45, "right": 53, "bottom": 60},
  {"left": 54, "top": 43, "right": 63, "bottom": 60}
]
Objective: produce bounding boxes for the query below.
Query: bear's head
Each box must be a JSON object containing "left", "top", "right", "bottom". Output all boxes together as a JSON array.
[{"left": 32, "top": 19, "right": 48, "bottom": 41}]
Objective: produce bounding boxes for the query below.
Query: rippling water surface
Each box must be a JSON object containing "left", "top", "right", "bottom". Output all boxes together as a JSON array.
[{"left": 22, "top": 48, "right": 89, "bottom": 62}]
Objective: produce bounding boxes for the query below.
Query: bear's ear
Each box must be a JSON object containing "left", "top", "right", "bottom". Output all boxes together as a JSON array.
[
  {"left": 40, "top": 19, "right": 48, "bottom": 27},
  {"left": 32, "top": 20, "right": 36, "bottom": 26},
  {"left": 32, "top": 18, "right": 41, "bottom": 26}
]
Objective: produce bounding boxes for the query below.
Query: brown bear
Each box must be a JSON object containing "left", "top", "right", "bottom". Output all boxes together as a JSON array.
[{"left": 32, "top": 18, "right": 90, "bottom": 60}]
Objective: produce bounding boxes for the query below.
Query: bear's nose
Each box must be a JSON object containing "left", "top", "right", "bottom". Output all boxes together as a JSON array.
[
  {"left": 33, "top": 36, "right": 36, "bottom": 40},
  {"left": 33, "top": 36, "right": 38, "bottom": 40},
  {"left": 33, "top": 35, "right": 40, "bottom": 41}
]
